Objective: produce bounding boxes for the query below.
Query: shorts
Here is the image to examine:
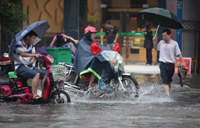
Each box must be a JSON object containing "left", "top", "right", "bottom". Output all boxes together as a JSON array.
[
  {"left": 159, "top": 62, "right": 175, "bottom": 84},
  {"left": 16, "top": 65, "right": 47, "bottom": 79}
]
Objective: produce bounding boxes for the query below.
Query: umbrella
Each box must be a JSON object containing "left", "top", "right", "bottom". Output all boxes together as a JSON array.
[
  {"left": 9, "top": 21, "right": 50, "bottom": 60},
  {"left": 138, "top": 7, "right": 183, "bottom": 30}
]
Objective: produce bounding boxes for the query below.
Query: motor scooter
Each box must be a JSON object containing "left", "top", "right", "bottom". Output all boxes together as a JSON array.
[
  {"left": 0, "top": 55, "right": 71, "bottom": 104},
  {"left": 63, "top": 50, "right": 139, "bottom": 98}
]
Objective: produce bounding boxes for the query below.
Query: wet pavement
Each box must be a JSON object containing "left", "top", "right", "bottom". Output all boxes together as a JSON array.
[{"left": 0, "top": 73, "right": 200, "bottom": 128}]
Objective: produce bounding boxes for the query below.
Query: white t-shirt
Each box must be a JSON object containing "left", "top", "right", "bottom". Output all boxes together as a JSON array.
[{"left": 157, "top": 39, "right": 181, "bottom": 63}]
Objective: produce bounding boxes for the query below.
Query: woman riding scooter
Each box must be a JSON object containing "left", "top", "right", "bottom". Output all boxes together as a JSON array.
[
  {"left": 65, "top": 26, "right": 139, "bottom": 98},
  {"left": 73, "top": 26, "right": 114, "bottom": 91}
]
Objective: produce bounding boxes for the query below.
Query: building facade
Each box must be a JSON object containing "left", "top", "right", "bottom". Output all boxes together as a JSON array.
[{"left": 14, "top": 0, "right": 200, "bottom": 72}]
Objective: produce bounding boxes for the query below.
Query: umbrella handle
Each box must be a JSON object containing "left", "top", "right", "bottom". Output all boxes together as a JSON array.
[
  {"left": 155, "top": 25, "right": 160, "bottom": 37},
  {"left": 153, "top": 25, "right": 160, "bottom": 49}
]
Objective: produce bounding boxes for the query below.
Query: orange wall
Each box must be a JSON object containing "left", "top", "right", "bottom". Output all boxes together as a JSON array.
[{"left": 23, "top": 0, "right": 64, "bottom": 33}]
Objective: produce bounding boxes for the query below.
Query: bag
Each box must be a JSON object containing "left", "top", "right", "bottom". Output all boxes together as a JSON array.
[{"left": 113, "top": 42, "right": 120, "bottom": 52}]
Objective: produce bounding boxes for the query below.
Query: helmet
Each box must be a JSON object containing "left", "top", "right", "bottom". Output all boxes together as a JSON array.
[{"left": 84, "top": 26, "right": 97, "bottom": 34}]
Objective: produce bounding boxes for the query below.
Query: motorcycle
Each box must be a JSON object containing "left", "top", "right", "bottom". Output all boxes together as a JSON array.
[
  {"left": 0, "top": 52, "right": 13, "bottom": 75},
  {"left": 0, "top": 55, "right": 71, "bottom": 104},
  {"left": 63, "top": 50, "right": 139, "bottom": 98}
]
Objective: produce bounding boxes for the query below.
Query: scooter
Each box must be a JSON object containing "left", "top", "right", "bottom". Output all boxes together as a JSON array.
[
  {"left": 0, "top": 52, "right": 13, "bottom": 75},
  {"left": 0, "top": 55, "right": 71, "bottom": 104},
  {"left": 63, "top": 51, "right": 139, "bottom": 98}
]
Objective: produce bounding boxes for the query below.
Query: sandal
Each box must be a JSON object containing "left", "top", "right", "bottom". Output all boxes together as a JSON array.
[{"left": 33, "top": 95, "right": 41, "bottom": 99}]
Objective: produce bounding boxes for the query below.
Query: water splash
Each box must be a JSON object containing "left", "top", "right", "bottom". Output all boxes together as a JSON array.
[{"left": 67, "top": 83, "right": 176, "bottom": 105}]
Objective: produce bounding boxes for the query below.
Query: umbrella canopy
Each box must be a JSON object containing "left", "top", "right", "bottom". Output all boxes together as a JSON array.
[
  {"left": 9, "top": 21, "right": 50, "bottom": 60},
  {"left": 138, "top": 7, "right": 183, "bottom": 29}
]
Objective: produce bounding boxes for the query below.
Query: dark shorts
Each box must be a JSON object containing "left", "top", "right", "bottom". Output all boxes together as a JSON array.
[
  {"left": 159, "top": 62, "right": 175, "bottom": 84},
  {"left": 16, "top": 65, "right": 47, "bottom": 79}
]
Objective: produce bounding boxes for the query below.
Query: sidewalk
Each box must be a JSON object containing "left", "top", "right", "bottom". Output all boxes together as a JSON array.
[{"left": 124, "top": 63, "right": 160, "bottom": 74}]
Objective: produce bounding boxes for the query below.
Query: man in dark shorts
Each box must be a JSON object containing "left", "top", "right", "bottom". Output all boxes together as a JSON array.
[
  {"left": 154, "top": 29, "right": 185, "bottom": 96},
  {"left": 13, "top": 31, "right": 47, "bottom": 99},
  {"left": 105, "top": 21, "right": 119, "bottom": 50}
]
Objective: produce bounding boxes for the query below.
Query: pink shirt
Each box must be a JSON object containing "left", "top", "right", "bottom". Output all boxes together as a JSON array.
[{"left": 53, "top": 34, "right": 68, "bottom": 41}]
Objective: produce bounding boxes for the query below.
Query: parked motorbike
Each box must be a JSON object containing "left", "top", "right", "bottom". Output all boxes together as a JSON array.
[
  {"left": 0, "top": 52, "right": 13, "bottom": 75},
  {"left": 63, "top": 51, "right": 139, "bottom": 98},
  {"left": 0, "top": 55, "right": 71, "bottom": 104}
]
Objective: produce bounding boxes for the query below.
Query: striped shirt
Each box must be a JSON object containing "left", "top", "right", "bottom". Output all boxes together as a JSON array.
[
  {"left": 13, "top": 39, "right": 35, "bottom": 70},
  {"left": 157, "top": 39, "right": 181, "bottom": 63}
]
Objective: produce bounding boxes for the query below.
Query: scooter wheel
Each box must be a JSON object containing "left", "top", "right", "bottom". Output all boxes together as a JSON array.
[
  {"left": 119, "top": 75, "right": 139, "bottom": 98},
  {"left": 56, "top": 90, "right": 71, "bottom": 103}
]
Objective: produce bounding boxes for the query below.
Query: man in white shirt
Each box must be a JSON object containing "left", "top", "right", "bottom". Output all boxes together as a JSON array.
[
  {"left": 13, "top": 31, "right": 47, "bottom": 99},
  {"left": 154, "top": 29, "right": 185, "bottom": 96}
]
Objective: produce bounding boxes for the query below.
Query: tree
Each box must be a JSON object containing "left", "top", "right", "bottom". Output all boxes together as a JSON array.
[{"left": 0, "top": 0, "right": 28, "bottom": 34}]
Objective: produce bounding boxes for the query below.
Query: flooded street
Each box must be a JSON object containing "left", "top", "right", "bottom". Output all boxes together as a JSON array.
[{"left": 0, "top": 74, "right": 200, "bottom": 128}]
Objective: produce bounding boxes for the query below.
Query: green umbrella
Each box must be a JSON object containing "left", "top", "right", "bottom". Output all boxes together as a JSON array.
[{"left": 138, "top": 7, "right": 183, "bottom": 30}]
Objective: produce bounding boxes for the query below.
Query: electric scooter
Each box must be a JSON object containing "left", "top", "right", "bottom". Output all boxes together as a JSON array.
[{"left": 0, "top": 55, "right": 71, "bottom": 104}]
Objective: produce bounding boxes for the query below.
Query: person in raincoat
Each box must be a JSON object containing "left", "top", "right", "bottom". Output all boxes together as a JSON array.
[
  {"left": 13, "top": 31, "right": 47, "bottom": 99},
  {"left": 73, "top": 26, "right": 113, "bottom": 91}
]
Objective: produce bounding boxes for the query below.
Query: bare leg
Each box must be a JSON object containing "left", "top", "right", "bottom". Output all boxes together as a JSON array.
[
  {"left": 32, "top": 73, "right": 40, "bottom": 97},
  {"left": 164, "top": 84, "right": 170, "bottom": 96},
  {"left": 41, "top": 75, "right": 47, "bottom": 91},
  {"left": 88, "top": 74, "right": 96, "bottom": 90}
]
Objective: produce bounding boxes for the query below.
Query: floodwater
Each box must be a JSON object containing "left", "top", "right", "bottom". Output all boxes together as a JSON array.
[{"left": 0, "top": 74, "right": 200, "bottom": 128}]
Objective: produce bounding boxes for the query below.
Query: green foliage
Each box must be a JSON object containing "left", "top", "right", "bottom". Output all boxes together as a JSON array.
[{"left": 0, "top": 0, "right": 28, "bottom": 34}]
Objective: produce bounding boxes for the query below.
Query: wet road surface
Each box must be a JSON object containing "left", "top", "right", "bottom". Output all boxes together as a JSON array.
[{"left": 0, "top": 74, "right": 200, "bottom": 128}]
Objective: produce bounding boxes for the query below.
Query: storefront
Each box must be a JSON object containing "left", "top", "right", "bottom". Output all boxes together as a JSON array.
[
  {"left": 22, "top": 0, "right": 163, "bottom": 63},
  {"left": 84, "top": 0, "right": 159, "bottom": 62}
]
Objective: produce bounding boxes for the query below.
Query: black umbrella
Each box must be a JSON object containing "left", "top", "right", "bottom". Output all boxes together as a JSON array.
[{"left": 138, "top": 7, "right": 183, "bottom": 29}]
